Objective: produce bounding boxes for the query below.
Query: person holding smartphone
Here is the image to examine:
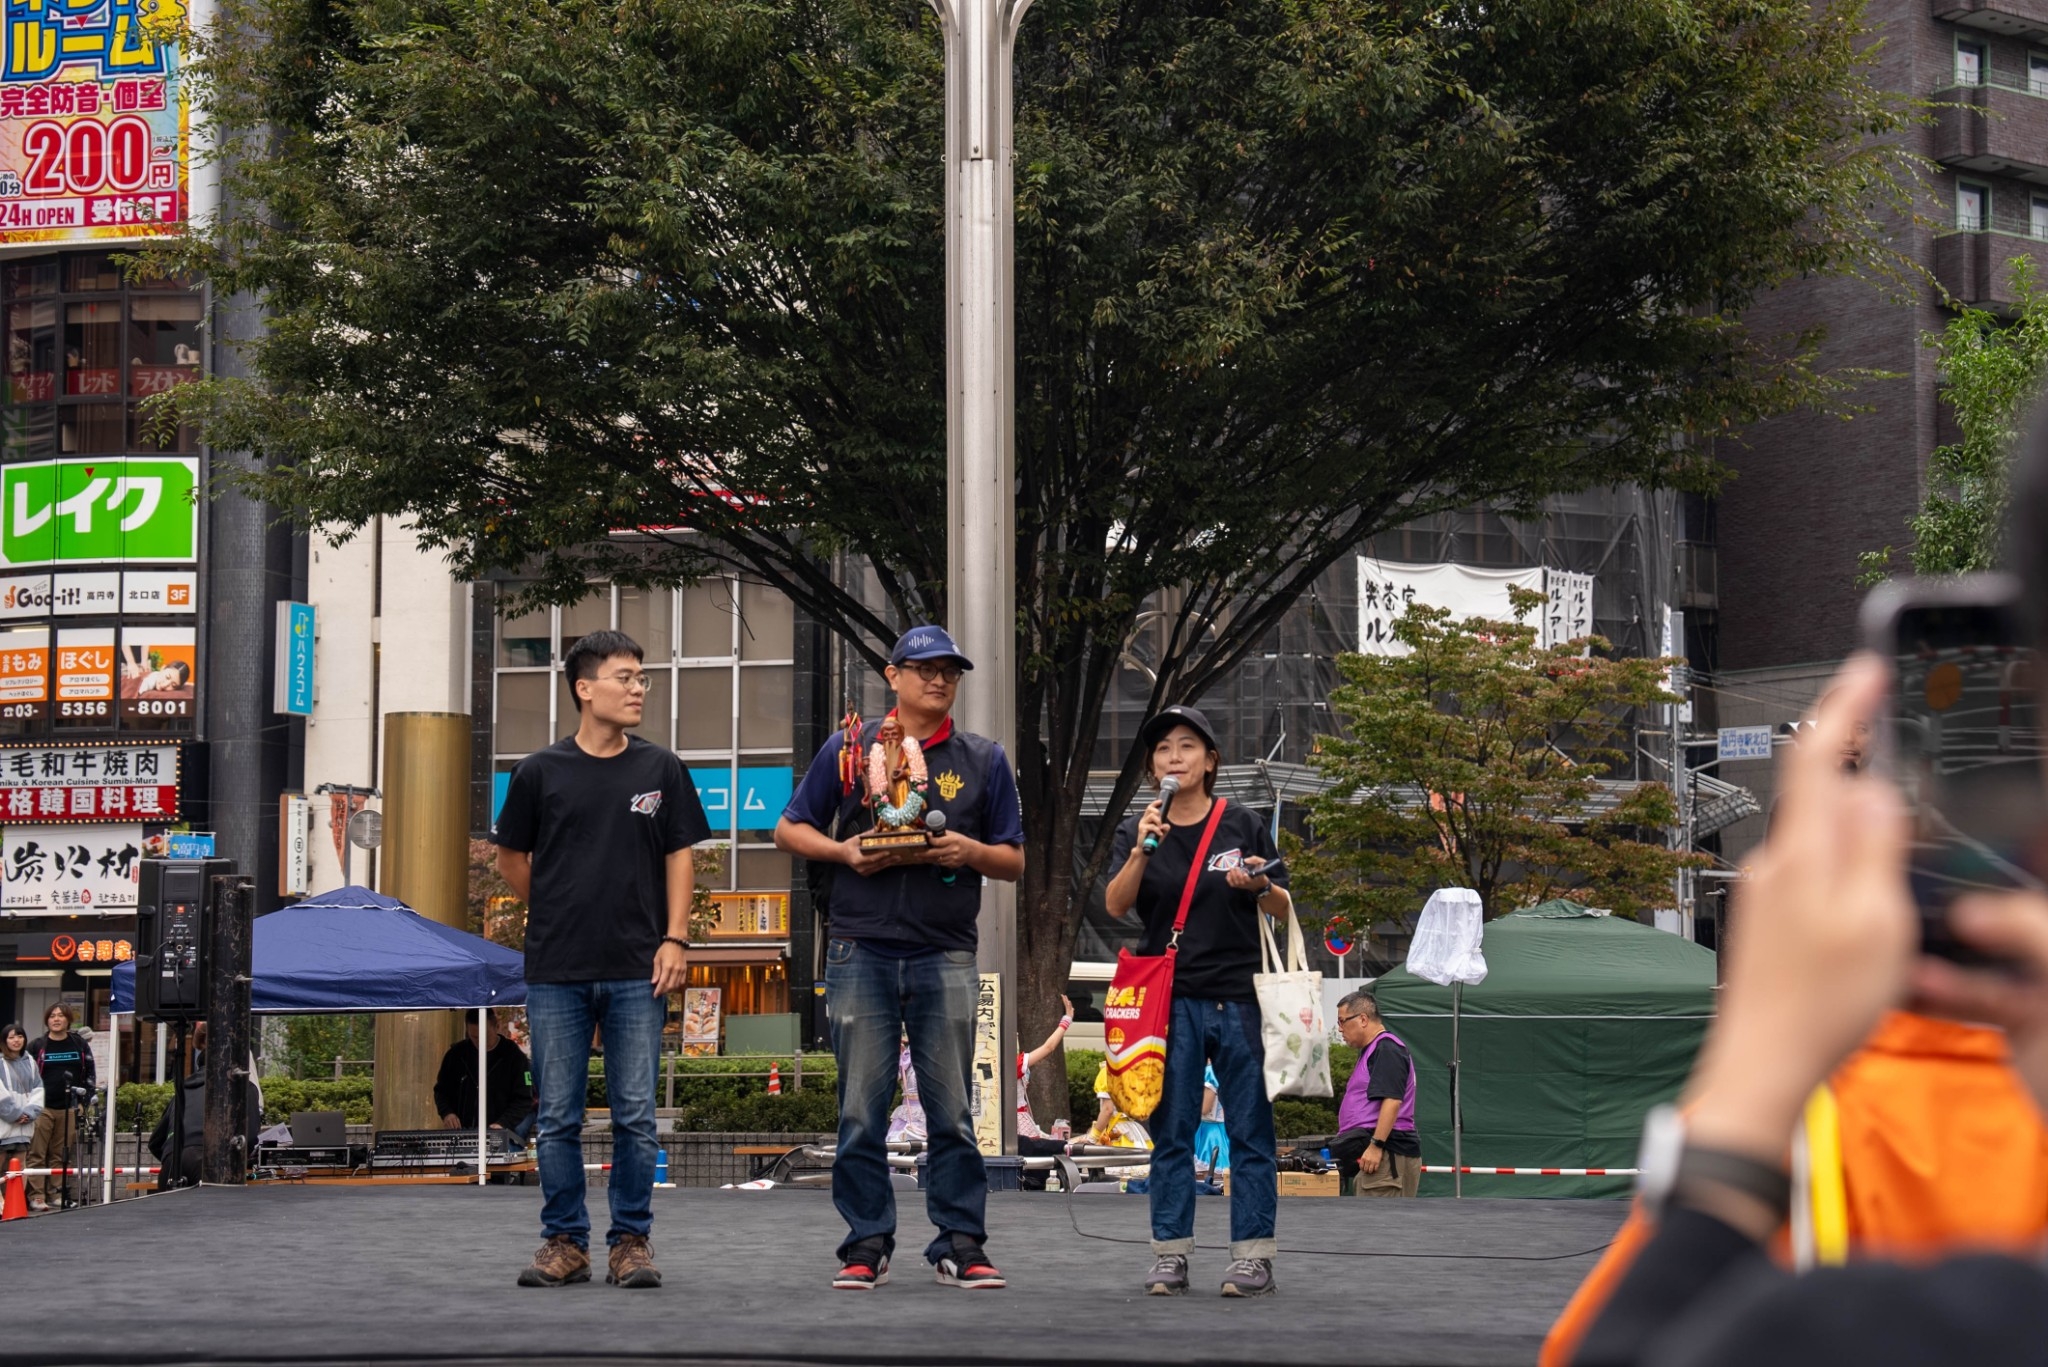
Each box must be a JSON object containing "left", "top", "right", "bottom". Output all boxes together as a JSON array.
[{"left": 1105, "top": 704, "right": 1289, "bottom": 1298}]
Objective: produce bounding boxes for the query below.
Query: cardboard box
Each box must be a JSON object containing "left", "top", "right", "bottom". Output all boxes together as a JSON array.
[{"left": 1277, "top": 1170, "right": 1341, "bottom": 1198}]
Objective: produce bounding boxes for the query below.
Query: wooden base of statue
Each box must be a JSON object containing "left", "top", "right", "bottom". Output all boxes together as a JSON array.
[{"left": 860, "top": 828, "right": 932, "bottom": 852}]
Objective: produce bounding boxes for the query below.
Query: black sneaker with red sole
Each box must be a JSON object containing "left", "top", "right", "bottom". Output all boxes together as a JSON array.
[
  {"left": 933, "top": 1245, "right": 1006, "bottom": 1289},
  {"left": 833, "top": 1240, "right": 891, "bottom": 1291}
]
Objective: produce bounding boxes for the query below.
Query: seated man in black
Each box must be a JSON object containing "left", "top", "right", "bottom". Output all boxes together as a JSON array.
[
  {"left": 149, "top": 1023, "right": 262, "bottom": 1188},
  {"left": 434, "top": 1011, "right": 536, "bottom": 1140}
]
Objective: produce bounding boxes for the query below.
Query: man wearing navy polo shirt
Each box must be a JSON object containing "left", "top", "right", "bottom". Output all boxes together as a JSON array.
[{"left": 776, "top": 625, "right": 1026, "bottom": 1292}]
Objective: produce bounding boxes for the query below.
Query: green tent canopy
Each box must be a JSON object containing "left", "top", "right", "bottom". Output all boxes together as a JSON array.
[{"left": 1368, "top": 900, "right": 1718, "bottom": 1198}]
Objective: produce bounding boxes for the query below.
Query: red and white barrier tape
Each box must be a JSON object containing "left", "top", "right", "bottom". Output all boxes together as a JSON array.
[
  {"left": 13, "top": 1166, "right": 161, "bottom": 1177},
  {"left": 1420, "top": 1165, "right": 1637, "bottom": 1177}
]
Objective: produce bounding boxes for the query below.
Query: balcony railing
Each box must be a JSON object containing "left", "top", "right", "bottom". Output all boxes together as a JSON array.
[{"left": 1932, "top": 228, "right": 2048, "bottom": 307}]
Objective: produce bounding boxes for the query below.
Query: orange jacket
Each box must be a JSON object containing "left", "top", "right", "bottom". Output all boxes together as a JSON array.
[{"left": 1541, "top": 1012, "right": 2048, "bottom": 1367}]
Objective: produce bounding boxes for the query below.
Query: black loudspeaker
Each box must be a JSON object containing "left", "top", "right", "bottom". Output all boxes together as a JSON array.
[{"left": 136, "top": 858, "right": 233, "bottom": 1022}]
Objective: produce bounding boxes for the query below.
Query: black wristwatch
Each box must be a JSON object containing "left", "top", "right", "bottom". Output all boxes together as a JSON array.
[{"left": 1636, "top": 1105, "right": 1791, "bottom": 1220}]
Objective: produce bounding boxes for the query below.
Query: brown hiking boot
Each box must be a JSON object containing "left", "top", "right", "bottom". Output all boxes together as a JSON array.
[
  {"left": 516, "top": 1235, "right": 591, "bottom": 1288},
  {"left": 607, "top": 1233, "right": 661, "bottom": 1288}
]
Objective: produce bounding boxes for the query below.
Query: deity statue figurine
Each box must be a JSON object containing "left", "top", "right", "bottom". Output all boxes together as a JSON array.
[{"left": 860, "top": 714, "right": 934, "bottom": 851}]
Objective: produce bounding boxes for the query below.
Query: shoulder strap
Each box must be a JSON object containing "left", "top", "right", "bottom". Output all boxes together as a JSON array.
[{"left": 1169, "top": 798, "right": 1228, "bottom": 948}]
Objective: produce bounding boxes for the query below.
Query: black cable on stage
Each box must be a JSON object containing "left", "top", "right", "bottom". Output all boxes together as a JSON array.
[{"left": 1061, "top": 1181, "right": 1614, "bottom": 1262}]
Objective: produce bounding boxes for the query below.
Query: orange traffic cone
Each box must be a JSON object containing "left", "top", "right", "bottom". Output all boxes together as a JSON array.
[
  {"left": 767, "top": 1063, "right": 782, "bottom": 1096},
  {"left": 2, "top": 1158, "right": 26, "bottom": 1221}
]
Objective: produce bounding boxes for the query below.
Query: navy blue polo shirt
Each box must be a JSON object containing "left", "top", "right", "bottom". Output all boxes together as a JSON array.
[{"left": 782, "top": 715, "right": 1023, "bottom": 952}]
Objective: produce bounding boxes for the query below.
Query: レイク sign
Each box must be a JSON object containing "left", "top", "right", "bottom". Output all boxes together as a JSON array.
[
  {"left": 0, "top": 458, "right": 199, "bottom": 568},
  {"left": 0, "top": 0, "right": 188, "bottom": 248}
]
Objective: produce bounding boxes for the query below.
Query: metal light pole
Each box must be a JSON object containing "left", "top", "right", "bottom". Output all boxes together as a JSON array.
[{"left": 932, "top": 0, "right": 1032, "bottom": 1153}]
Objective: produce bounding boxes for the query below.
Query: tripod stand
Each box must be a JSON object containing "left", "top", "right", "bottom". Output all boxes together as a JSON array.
[{"left": 59, "top": 1082, "right": 103, "bottom": 1210}]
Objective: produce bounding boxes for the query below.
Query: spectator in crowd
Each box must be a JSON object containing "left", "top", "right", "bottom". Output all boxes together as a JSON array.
[
  {"left": 0, "top": 1023, "right": 39, "bottom": 1177},
  {"left": 148, "top": 1022, "right": 261, "bottom": 1188},
  {"left": 1016, "top": 996, "right": 1074, "bottom": 1191},
  {"left": 26, "top": 1003, "right": 93, "bottom": 1212},
  {"left": 1331, "top": 989, "right": 1422, "bottom": 1197},
  {"left": 1106, "top": 704, "right": 1289, "bottom": 1298},
  {"left": 434, "top": 1010, "right": 536, "bottom": 1139},
  {"left": 1193, "top": 1063, "right": 1230, "bottom": 1180},
  {"left": 1569, "top": 656, "right": 2048, "bottom": 1365}
]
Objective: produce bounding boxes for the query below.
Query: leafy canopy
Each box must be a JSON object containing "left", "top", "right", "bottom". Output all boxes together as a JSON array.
[
  {"left": 1290, "top": 588, "right": 1701, "bottom": 933},
  {"left": 159, "top": 0, "right": 1911, "bottom": 1083},
  {"left": 1861, "top": 258, "right": 2048, "bottom": 583}
]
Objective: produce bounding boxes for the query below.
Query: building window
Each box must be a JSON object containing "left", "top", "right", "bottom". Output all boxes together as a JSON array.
[
  {"left": 2032, "top": 52, "right": 2048, "bottom": 98},
  {"left": 2033, "top": 197, "right": 2048, "bottom": 242},
  {"left": 490, "top": 578, "right": 797, "bottom": 893},
  {"left": 1958, "top": 182, "right": 1989, "bottom": 233},
  {"left": 1957, "top": 40, "right": 1987, "bottom": 88}
]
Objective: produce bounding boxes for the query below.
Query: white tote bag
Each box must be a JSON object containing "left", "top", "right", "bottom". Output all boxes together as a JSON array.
[{"left": 1254, "top": 905, "right": 1333, "bottom": 1099}]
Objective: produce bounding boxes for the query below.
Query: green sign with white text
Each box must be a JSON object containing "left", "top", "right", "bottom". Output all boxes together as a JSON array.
[{"left": 0, "top": 458, "right": 199, "bottom": 568}]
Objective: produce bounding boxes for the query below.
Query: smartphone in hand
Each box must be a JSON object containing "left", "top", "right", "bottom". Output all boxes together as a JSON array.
[{"left": 1861, "top": 573, "right": 2048, "bottom": 965}]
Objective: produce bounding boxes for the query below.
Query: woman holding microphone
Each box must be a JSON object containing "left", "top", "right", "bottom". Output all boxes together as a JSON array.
[{"left": 1106, "top": 705, "right": 1289, "bottom": 1298}]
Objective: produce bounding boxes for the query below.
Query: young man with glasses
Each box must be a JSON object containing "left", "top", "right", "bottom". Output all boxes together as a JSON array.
[
  {"left": 494, "top": 629, "right": 710, "bottom": 1289},
  {"left": 1331, "top": 990, "right": 1422, "bottom": 1197},
  {"left": 776, "top": 625, "right": 1026, "bottom": 1291}
]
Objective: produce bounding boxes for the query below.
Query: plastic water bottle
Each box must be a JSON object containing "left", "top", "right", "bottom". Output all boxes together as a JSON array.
[
  {"left": 654, "top": 1148, "right": 670, "bottom": 1186},
  {"left": 1320, "top": 1146, "right": 1332, "bottom": 1171}
]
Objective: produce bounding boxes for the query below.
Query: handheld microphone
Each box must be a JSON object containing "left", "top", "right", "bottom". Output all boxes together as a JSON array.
[
  {"left": 925, "top": 810, "right": 956, "bottom": 883},
  {"left": 1142, "top": 775, "right": 1181, "bottom": 853}
]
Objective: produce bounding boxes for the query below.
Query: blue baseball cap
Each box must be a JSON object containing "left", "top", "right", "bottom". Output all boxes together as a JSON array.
[{"left": 889, "top": 624, "right": 974, "bottom": 671}]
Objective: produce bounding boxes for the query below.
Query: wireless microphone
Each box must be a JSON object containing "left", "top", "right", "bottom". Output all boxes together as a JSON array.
[
  {"left": 926, "top": 810, "right": 955, "bottom": 883},
  {"left": 1142, "top": 775, "right": 1181, "bottom": 853}
]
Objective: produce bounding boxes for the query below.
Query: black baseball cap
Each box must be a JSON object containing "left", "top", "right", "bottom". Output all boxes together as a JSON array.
[
  {"left": 889, "top": 624, "right": 974, "bottom": 670},
  {"left": 1138, "top": 704, "right": 1218, "bottom": 754}
]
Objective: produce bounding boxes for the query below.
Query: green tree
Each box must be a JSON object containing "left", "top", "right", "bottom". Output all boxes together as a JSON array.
[
  {"left": 1290, "top": 589, "right": 1701, "bottom": 942},
  {"left": 1861, "top": 260, "right": 2048, "bottom": 583},
  {"left": 164, "top": 0, "right": 1908, "bottom": 1115}
]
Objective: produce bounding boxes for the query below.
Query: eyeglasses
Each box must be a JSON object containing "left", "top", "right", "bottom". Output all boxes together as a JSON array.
[
  {"left": 606, "top": 672, "right": 653, "bottom": 692},
  {"left": 1337, "top": 1013, "right": 1369, "bottom": 1026},
  {"left": 906, "top": 661, "right": 965, "bottom": 683}
]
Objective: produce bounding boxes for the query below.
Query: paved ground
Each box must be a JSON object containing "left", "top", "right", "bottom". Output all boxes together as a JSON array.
[{"left": 26, "top": 1185, "right": 1625, "bottom": 1366}]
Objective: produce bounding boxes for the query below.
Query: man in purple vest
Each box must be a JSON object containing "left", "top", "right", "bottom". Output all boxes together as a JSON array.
[{"left": 1333, "top": 990, "right": 1421, "bottom": 1197}]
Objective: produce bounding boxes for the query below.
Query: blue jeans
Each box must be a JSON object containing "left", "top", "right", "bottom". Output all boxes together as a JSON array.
[
  {"left": 526, "top": 979, "right": 665, "bottom": 1249},
  {"left": 1149, "top": 996, "right": 1278, "bottom": 1260},
  {"left": 825, "top": 937, "right": 985, "bottom": 1264}
]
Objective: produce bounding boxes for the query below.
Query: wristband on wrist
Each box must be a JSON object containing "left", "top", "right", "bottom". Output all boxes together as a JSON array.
[
  {"left": 661, "top": 935, "right": 692, "bottom": 951},
  {"left": 1058, "top": 1016, "right": 1073, "bottom": 1031}
]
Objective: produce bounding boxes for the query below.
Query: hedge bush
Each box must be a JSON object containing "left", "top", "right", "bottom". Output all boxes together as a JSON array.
[{"left": 116, "top": 1078, "right": 376, "bottom": 1131}]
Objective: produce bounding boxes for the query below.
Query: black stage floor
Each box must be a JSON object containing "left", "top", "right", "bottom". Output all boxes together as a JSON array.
[{"left": 25, "top": 1185, "right": 1625, "bottom": 1367}]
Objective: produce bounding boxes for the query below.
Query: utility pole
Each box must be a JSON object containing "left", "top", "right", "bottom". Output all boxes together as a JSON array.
[{"left": 932, "top": 0, "right": 1033, "bottom": 1153}]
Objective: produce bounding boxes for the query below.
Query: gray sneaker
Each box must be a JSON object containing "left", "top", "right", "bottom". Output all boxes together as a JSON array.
[
  {"left": 1145, "top": 1253, "right": 1189, "bottom": 1295},
  {"left": 1219, "top": 1257, "right": 1276, "bottom": 1297}
]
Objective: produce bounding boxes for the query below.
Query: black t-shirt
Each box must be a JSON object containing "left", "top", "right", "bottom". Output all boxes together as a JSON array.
[
  {"left": 32, "top": 1032, "right": 94, "bottom": 1110},
  {"left": 1110, "top": 798, "right": 1286, "bottom": 1003},
  {"left": 1364, "top": 1035, "right": 1421, "bottom": 1157},
  {"left": 492, "top": 735, "right": 711, "bottom": 983},
  {"left": 433, "top": 1037, "right": 535, "bottom": 1129}
]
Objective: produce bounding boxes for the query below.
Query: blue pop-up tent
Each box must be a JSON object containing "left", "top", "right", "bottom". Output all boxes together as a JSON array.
[
  {"left": 112, "top": 885, "right": 527, "bottom": 1014},
  {"left": 106, "top": 886, "right": 526, "bottom": 1196}
]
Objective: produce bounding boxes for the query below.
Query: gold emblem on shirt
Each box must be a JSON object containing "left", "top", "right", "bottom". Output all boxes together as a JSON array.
[{"left": 936, "top": 770, "right": 965, "bottom": 801}]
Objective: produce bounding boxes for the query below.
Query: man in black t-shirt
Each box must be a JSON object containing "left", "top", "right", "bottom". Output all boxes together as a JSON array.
[
  {"left": 493, "top": 628, "right": 710, "bottom": 1291},
  {"left": 1333, "top": 990, "right": 1422, "bottom": 1197}
]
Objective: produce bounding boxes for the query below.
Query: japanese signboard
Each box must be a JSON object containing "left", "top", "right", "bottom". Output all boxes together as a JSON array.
[
  {"left": 704, "top": 892, "right": 790, "bottom": 938},
  {"left": 118, "top": 621, "right": 191, "bottom": 723},
  {"left": 1357, "top": 557, "right": 1598, "bottom": 656},
  {"left": 0, "top": 820, "right": 147, "bottom": 911},
  {"left": 680, "top": 987, "right": 721, "bottom": 1058},
  {"left": 0, "top": 624, "right": 46, "bottom": 723},
  {"left": 0, "top": 927, "right": 135, "bottom": 962},
  {"left": 1545, "top": 570, "right": 1595, "bottom": 650},
  {"left": 53, "top": 622, "right": 111, "bottom": 725},
  {"left": 1717, "top": 725, "right": 1774, "bottom": 763},
  {"left": 0, "top": 739, "right": 177, "bottom": 822},
  {"left": 0, "top": 457, "right": 200, "bottom": 567},
  {"left": 279, "top": 791, "right": 310, "bottom": 895},
  {"left": 0, "top": 568, "right": 196, "bottom": 618},
  {"left": 972, "top": 971, "right": 1002, "bottom": 1156},
  {"left": 120, "top": 568, "right": 194, "bottom": 613},
  {"left": 0, "top": 0, "right": 187, "bottom": 247},
  {"left": 274, "top": 600, "right": 312, "bottom": 715}
]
